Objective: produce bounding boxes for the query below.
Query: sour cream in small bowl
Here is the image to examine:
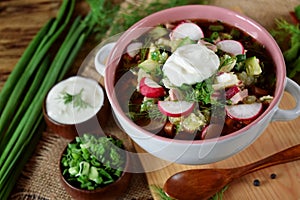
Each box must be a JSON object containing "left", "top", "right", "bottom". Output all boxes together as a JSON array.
[{"left": 43, "top": 76, "right": 110, "bottom": 139}]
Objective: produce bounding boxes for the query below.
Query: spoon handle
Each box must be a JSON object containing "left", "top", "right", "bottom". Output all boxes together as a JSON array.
[{"left": 239, "top": 144, "right": 300, "bottom": 176}]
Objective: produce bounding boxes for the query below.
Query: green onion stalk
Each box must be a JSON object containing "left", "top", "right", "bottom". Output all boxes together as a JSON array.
[
  {"left": 0, "top": 0, "right": 74, "bottom": 151},
  {"left": 0, "top": 0, "right": 99, "bottom": 198}
]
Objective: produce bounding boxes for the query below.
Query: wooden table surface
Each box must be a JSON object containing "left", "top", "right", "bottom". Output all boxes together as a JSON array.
[{"left": 1, "top": 0, "right": 300, "bottom": 199}]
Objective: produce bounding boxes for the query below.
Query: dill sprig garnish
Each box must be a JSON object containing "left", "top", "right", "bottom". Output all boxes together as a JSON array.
[{"left": 60, "top": 88, "right": 92, "bottom": 110}]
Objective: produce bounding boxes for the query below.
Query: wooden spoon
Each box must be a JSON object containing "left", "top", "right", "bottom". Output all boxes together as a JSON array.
[{"left": 164, "top": 144, "right": 300, "bottom": 200}]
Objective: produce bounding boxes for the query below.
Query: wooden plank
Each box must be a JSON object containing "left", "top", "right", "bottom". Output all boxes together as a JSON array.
[{"left": 0, "top": 0, "right": 61, "bottom": 88}]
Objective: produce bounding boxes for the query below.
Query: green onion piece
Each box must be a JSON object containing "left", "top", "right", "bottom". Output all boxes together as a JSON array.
[
  {"left": 0, "top": 0, "right": 74, "bottom": 141},
  {"left": 230, "top": 28, "right": 241, "bottom": 39},
  {"left": 236, "top": 54, "right": 246, "bottom": 62},
  {"left": 209, "top": 25, "right": 224, "bottom": 31}
]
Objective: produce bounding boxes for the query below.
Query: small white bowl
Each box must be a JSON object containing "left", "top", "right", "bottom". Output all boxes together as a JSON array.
[
  {"left": 43, "top": 76, "right": 110, "bottom": 139},
  {"left": 94, "top": 42, "right": 116, "bottom": 77}
]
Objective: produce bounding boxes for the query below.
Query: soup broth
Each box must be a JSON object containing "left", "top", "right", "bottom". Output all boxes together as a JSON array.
[{"left": 114, "top": 19, "right": 276, "bottom": 140}]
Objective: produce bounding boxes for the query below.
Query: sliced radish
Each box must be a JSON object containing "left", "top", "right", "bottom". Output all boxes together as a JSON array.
[
  {"left": 126, "top": 42, "right": 143, "bottom": 58},
  {"left": 226, "top": 85, "right": 241, "bottom": 99},
  {"left": 226, "top": 102, "right": 262, "bottom": 121},
  {"left": 216, "top": 40, "right": 245, "bottom": 56},
  {"left": 230, "top": 89, "right": 248, "bottom": 104},
  {"left": 169, "top": 88, "right": 183, "bottom": 101},
  {"left": 198, "top": 40, "right": 218, "bottom": 52},
  {"left": 201, "top": 124, "right": 223, "bottom": 140},
  {"left": 170, "top": 22, "right": 204, "bottom": 41},
  {"left": 158, "top": 101, "right": 195, "bottom": 117},
  {"left": 139, "top": 77, "right": 165, "bottom": 98}
]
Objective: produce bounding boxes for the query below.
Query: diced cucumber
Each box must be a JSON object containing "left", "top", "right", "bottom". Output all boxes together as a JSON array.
[
  {"left": 149, "top": 26, "right": 169, "bottom": 40},
  {"left": 138, "top": 59, "right": 160, "bottom": 73},
  {"left": 182, "top": 112, "right": 206, "bottom": 132},
  {"left": 156, "top": 37, "right": 195, "bottom": 52},
  {"left": 219, "top": 54, "right": 237, "bottom": 72},
  {"left": 176, "top": 37, "right": 196, "bottom": 50},
  {"left": 245, "top": 56, "right": 262, "bottom": 76}
]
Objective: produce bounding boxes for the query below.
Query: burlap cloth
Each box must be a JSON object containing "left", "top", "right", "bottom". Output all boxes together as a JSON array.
[{"left": 10, "top": 116, "right": 153, "bottom": 200}]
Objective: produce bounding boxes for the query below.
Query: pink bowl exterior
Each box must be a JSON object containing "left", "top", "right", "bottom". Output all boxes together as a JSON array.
[{"left": 105, "top": 5, "right": 286, "bottom": 164}]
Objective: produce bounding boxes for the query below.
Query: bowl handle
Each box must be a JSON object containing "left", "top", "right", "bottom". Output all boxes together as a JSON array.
[{"left": 272, "top": 78, "right": 300, "bottom": 121}]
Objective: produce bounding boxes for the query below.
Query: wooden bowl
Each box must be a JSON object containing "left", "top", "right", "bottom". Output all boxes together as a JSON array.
[
  {"left": 43, "top": 76, "right": 110, "bottom": 140},
  {"left": 59, "top": 135, "right": 132, "bottom": 200}
]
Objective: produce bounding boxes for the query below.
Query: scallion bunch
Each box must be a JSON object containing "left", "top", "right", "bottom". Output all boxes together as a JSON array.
[{"left": 0, "top": 0, "right": 100, "bottom": 198}]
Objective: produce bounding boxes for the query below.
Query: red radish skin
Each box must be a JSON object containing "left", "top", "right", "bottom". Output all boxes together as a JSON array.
[
  {"left": 226, "top": 85, "right": 241, "bottom": 99},
  {"left": 158, "top": 101, "right": 195, "bottom": 117},
  {"left": 169, "top": 88, "right": 183, "bottom": 101},
  {"left": 201, "top": 124, "right": 223, "bottom": 140},
  {"left": 226, "top": 102, "right": 262, "bottom": 121},
  {"left": 170, "top": 22, "right": 204, "bottom": 41},
  {"left": 230, "top": 89, "right": 248, "bottom": 104},
  {"left": 216, "top": 40, "right": 245, "bottom": 56},
  {"left": 139, "top": 77, "right": 165, "bottom": 98},
  {"left": 201, "top": 125, "right": 209, "bottom": 139},
  {"left": 289, "top": 11, "right": 300, "bottom": 24}
]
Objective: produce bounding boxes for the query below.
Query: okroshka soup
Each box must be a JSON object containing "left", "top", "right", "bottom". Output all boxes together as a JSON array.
[
  {"left": 105, "top": 5, "right": 300, "bottom": 165},
  {"left": 113, "top": 19, "right": 276, "bottom": 141}
]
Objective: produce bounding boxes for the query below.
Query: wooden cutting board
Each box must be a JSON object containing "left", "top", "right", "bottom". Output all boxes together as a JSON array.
[{"left": 133, "top": 0, "right": 300, "bottom": 199}]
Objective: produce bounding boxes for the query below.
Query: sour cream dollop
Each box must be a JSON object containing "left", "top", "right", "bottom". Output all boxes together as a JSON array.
[
  {"left": 46, "top": 76, "right": 104, "bottom": 124},
  {"left": 162, "top": 44, "right": 220, "bottom": 87}
]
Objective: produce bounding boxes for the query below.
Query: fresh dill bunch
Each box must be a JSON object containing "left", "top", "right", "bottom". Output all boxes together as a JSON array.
[
  {"left": 85, "top": 0, "right": 121, "bottom": 40},
  {"left": 271, "top": 18, "right": 300, "bottom": 46},
  {"left": 271, "top": 18, "right": 300, "bottom": 78},
  {"left": 109, "top": 0, "right": 208, "bottom": 36}
]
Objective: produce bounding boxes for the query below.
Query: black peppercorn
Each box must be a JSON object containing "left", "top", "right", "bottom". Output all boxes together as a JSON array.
[
  {"left": 270, "top": 173, "right": 277, "bottom": 179},
  {"left": 253, "top": 179, "right": 260, "bottom": 186}
]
